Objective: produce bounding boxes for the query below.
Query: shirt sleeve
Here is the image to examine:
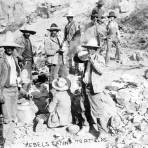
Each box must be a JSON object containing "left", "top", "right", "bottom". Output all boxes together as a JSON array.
[{"left": 90, "top": 53, "right": 105, "bottom": 75}]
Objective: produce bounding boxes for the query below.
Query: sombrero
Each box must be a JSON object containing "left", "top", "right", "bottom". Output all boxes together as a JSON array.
[
  {"left": 47, "top": 23, "right": 61, "bottom": 32},
  {"left": 64, "top": 11, "right": 74, "bottom": 17},
  {"left": 20, "top": 26, "right": 36, "bottom": 35},
  {"left": 0, "top": 31, "right": 22, "bottom": 48},
  {"left": 82, "top": 38, "right": 99, "bottom": 49}
]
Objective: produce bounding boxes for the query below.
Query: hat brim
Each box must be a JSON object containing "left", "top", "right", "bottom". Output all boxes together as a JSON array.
[
  {"left": 108, "top": 15, "right": 116, "bottom": 18},
  {"left": 47, "top": 28, "right": 61, "bottom": 32},
  {"left": 52, "top": 79, "right": 69, "bottom": 91},
  {"left": 82, "top": 45, "right": 99, "bottom": 50},
  {"left": 66, "top": 15, "right": 74, "bottom": 17},
  {"left": 20, "top": 29, "right": 36, "bottom": 35},
  {"left": 96, "top": 2, "right": 104, "bottom": 5},
  {"left": 0, "top": 42, "right": 23, "bottom": 48}
]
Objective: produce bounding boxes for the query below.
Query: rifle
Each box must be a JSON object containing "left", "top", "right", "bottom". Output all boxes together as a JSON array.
[{"left": 0, "top": 113, "right": 5, "bottom": 148}]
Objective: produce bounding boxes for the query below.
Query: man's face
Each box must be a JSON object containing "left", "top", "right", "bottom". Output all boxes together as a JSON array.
[
  {"left": 50, "top": 30, "right": 58, "bottom": 37},
  {"left": 89, "top": 49, "right": 96, "bottom": 55},
  {"left": 23, "top": 32, "right": 30, "bottom": 39},
  {"left": 109, "top": 17, "right": 115, "bottom": 21},
  {"left": 5, "top": 46, "right": 14, "bottom": 56},
  {"left": 67, "top": 17, "right": 73, "bottom": 23}
]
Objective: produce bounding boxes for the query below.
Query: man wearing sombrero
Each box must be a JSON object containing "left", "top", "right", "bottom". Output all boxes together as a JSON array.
[
  {"left": 91, "top": 0, "right": 105, "bottom": 19},
  {"left": 106, "top": 11, "right": 121, "bottom": 64},
  {"left": 0, "top": 31, "right": 22, "bottom": 124},
  {"left": 16, "top": 26, "right": 36, "bottom": 91},
  {"left": 63, "top": 11, "right": 77, "bottom": 73},
  {"left": 44, "top": 23, "right": 68, "bottom": 84},
  {"left": 76, "top": 38, "right": 107, "bottom": 137}
]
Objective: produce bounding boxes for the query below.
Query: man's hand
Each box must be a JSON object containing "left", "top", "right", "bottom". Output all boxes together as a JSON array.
[{"left": 83, "top": 76, "right": 89, "bottom": 84}]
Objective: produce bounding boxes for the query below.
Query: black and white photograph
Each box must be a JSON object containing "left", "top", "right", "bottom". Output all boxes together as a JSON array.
[{"left": 0, "top": 0, "right": 148, "bottom": 147}]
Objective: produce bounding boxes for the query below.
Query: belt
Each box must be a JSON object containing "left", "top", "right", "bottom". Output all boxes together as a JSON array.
[
  {"left": 4, "top": 85, "right": 17, "bottom": 88},
  {"left": 47, "top": 55, "right": 53, "bottom": 57}
]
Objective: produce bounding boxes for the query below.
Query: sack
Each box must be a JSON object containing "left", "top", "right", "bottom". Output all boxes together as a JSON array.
[{"left": 17, "top": 100, "right": 38, "bottom": 124}]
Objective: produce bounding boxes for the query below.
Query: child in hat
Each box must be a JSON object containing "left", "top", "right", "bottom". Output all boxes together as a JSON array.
[
  {"left": 106, "top": 11, "right": 121, "bottom": 64},
  {"left": 33, "top": 77, "right": 72, "bottom": 132}
]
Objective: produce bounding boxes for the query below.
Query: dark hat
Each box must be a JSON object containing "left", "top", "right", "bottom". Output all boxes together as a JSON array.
[
  {"left": 47, "top": 23, "right": 61, "bottom": 32},
  {"left": 96, "top": 0, "right": 104, "bottom": 6},
  {"left": 20, "top": 26, "right": 36, "bottom": 35},
  {"left": 108, "top": 11, "right": 116, "bottom": 18}
]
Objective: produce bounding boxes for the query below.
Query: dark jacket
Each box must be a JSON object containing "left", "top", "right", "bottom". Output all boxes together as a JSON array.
[
  {"left": 64, "top": 20, "right": 77, "bottom": 43},
  {"left": 15, "top": 35, "right": 33, "bottom": 62},
  {"left": 0, "top": 53, "right": 20, "bottom": 90}
]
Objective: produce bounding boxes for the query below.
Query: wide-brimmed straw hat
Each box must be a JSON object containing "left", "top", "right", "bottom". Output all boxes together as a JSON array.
[
  {"left": 108, "top": 11, "right": 116, "bottom": 18},
  {"left": 82, "top": 38, "right": 99, "bottom": 49},
  {"left": 0, "top": 31, "right": 22, "bottom": 48},
  {"left": 96, "top": 0, "right": 104, "bottom": 6},
  {"left": 65, "top": 11, "right": 74, "bottom": 17},
  {"left": 52, "top": 77, "right": 71, "bottom": 91},
  {"left": 20, "top": 26, "right": 36, "bottom": 35},
  {"left": 47, "top": 23, "right": 61, "bottom": 32}
]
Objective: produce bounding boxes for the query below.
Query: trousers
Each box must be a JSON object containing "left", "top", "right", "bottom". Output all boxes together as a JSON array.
[
  {"left": 105, "top": 39, "right": 120, "bottom": 63},
  {"left": 2, "top": 87, "right": 18, "bottom": 123}
]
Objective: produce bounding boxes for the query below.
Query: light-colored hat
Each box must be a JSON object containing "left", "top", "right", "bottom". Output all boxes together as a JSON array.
[
  {"left": 20, "top": 26, "right": 36, "bottom": 35},
  {"left": 96, "top": 0, "right": 104, "bottom": 5},
  {"left": 52, "top": 77, "right": 71, "bottom": 91},
  {"left": 82, "top": 38, "right": 99, "bottom": 49},
  {"left": 47, "top": 23, "right": 61, "bottom": 32},
  {"left": 0, "top": 31, "right": 22, "bottom": 48},
  {"left": 65, "top": 11, "right": 74, "bottom": 17}
]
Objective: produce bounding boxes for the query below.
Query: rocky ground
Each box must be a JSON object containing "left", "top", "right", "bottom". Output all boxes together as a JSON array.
[{"left": 2, "top": 0, "right": 148, "bottom": 148}]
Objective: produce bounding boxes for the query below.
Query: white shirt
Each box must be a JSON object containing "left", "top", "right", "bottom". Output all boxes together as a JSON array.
[{"left": 6, "top": 55, "right": 17, "bottom": 86}]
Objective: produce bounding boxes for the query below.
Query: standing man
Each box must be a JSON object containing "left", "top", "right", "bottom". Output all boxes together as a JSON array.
[
  {"left": 0, "top": 31, "right": 22, "bottom": 124},
  {"left": 106, "top": 11, "right": 121, "bottom": 64},
  {"left": 91, "top": 0, "right": 105, "bottom": 19},
  {"left": 44, "top": 23, "right": 68, "bottom": 84},
  {"left": 76, "top": 38, "right": 107, "bottom": 137},
  {"left": 63, "top": 11, "right": 77, "bottom": 73},
  {"left": 16, "top": 27, "right": 36, "bottom": 91}
]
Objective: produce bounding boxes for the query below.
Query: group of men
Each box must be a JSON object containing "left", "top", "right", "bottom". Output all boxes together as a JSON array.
[{"left": 0, "top": 0, "right": 121, "bottom": 141}]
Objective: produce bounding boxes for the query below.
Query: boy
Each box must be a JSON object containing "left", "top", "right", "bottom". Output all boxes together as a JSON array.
[{"left": 106, "top": 11, "right": 121, "bottom": 64}]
